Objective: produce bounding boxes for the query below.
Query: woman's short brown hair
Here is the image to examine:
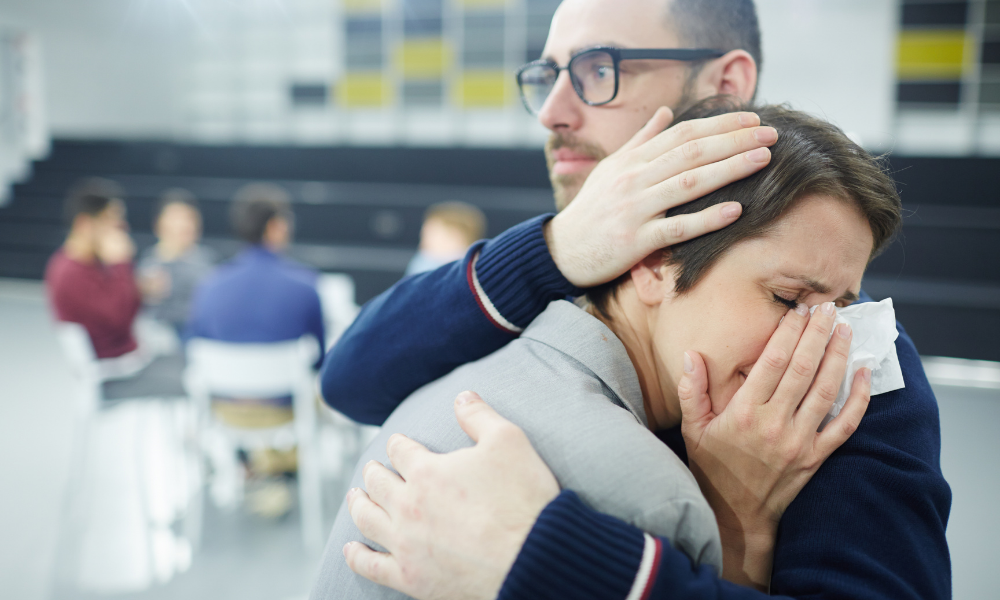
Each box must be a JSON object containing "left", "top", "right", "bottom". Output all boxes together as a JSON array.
[{"left": 588, "top": 96, "right": 902, "bottom": 317}]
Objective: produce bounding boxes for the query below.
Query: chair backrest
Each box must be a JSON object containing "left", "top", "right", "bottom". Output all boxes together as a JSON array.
[
  {"left": 316, "top": 273, "right": 360, "bottom": 347},
  {"left": 185, "top": 336, "right": 319, "bottom": 400},
  {"left": 54, "top": 321, "right": 98, "bottom": 377},
  {"left": 54, "top": 321, "right": 102, "bottom": 415}
]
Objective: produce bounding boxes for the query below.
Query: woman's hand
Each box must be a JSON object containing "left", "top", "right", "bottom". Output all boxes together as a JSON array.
[{"left": 677, "top": 302, "right": 872, "bottom": 590}]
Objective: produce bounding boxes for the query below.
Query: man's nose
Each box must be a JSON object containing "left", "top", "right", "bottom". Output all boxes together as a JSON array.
[{"left": 537, "top": 70, "right": 584, "bottom": 133}]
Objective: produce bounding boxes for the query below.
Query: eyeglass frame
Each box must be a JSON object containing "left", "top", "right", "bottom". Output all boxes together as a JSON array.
[{"left": 515, "top": 46, "right": 727, "bottom": 114}]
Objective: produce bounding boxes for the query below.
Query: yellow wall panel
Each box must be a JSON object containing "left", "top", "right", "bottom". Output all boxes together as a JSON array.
[
  {"left": 338, "top": 72, "right": 390, "bottom": 107},
  {"left": 456, "top": 70, "right": 509, "bottom": 107},
  {"left": 456, "top": 0, "right": 507, "bottom": 8},
  {"left": 343, "top": 0, "right": 383, "bottom": 14},
  {"left": 897, "top": 30, "right": 970, "bottom": 80},
  {"left": 397, "top": 39, "right": 450, "bottom": 79}
]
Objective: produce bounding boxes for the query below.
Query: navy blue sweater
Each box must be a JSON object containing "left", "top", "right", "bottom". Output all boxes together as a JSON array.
[{"left": 321, "top": 215, "right": 952, "bottom": 600}]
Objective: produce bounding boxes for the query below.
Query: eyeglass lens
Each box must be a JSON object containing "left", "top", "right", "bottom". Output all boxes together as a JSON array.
[{"left": 518, "top": 49, "right": 616, "bottom": 114}]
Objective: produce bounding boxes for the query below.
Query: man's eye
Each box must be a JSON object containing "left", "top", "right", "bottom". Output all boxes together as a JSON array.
[{"left": 772, "top": 293, "right": 798, "bottom": 310}]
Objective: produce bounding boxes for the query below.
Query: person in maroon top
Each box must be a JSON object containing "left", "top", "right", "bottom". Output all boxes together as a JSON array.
[{"left": 45, "top": 178, "right": 142, "bottom": 359}]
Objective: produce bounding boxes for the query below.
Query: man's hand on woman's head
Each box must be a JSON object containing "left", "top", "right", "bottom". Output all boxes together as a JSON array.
[
  {"left": 544, "top": 107, "right": 778, "bottom": 288},
  {"left": 344, "top": 391, "right": 559, "bottom": 600},
  {"left": 677, "top": 301, "right": 872, "bottom": 590}
]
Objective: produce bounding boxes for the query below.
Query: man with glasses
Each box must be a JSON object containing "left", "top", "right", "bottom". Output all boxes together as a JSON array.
[{"left": 318, "top": 1, "right": 951, "bottom": 599}]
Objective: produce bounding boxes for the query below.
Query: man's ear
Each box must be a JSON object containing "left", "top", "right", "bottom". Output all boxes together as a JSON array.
[
  {"left": 630, "top": 251, "right": 674, "bottom": 307},
  {"left": 694, "top": 49, "right": 758, "bottom": 103}
]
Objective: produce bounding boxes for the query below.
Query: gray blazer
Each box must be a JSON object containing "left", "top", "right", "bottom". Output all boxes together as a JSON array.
[{"left": 312, "top": 300, "right": 722, "bottom": 599}]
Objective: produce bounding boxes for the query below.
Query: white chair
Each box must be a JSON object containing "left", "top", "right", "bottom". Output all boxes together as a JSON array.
[
  {"left": 316, "top": 273, "right": 361, "bottom": 349},
  {"left": 53, "top": 321, "right": 195, "bottom": 590},
  {"left": 184, "top": 335, "right": 325, "bottom": 553}
]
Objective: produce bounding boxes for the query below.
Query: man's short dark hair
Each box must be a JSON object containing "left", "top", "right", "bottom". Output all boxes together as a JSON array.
[
  {"left": 64, "top": 177, "right": 124, "bottom": 224},
  {"left": 229, "top": 182, "right": 292, "bottom": 244},
  {"left": 588, "top": 96, "right": 902, "bottom": 317},
  {"left": 669, "top": 0, "right": 763, "bottom": 89},
  {"left": 154, "top": 188, "right": 200, "bottom": 226}
]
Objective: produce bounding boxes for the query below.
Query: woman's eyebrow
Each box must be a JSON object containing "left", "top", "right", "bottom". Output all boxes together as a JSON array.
[{"left": 780, "top": 273, "right": 859, "bottom": 303}]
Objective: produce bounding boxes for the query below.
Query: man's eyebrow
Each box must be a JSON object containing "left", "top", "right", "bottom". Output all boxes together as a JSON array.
[
  {"left": 548, "top": 42, "right": 628, "bottom": 61},
  {"left": 781, "top": 273, "right": 859, "bottom": 303}
]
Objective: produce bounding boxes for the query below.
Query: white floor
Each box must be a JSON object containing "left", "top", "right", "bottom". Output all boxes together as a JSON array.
[{"left": 0, "top": 278, "right": 997, "bottom": 599}]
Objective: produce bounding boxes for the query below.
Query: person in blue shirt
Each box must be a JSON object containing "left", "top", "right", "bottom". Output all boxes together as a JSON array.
[
  {"left": 188, "top": 182, "right": 325, "bottom": 427},
  {"left": 321, "top": 0, "right": 951, "bottom": 598}
]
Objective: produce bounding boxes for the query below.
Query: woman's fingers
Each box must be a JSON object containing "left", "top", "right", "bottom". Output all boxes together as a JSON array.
[
  {"left": 645, "top": 146, "right": 772, "bottom": 217},
  {"left": 769, "top": 303, "right": 838, "bottom": 418},
  {"left": 637, "top": 111, "right": 761, "bottom": 163},
  {"left": 635, "top": 201, "right": 742, "bottom": 251},
  {"left": 616, "top": 106, "right": 675, "bottom": 154},
  {"left": 343, "top": 540, "right": 403, "bottom": 591},
  {"left": 736, "top": 305, "right": 810, "bottom": 408},
  {"left": 347, "top": 486, "right": 392, "bottom": 547},
  {"left": 639, "top": 125, "right": 777, "bottom": 191},
  {"left": 795, "top": 322, "right": 852, "bottom": 433},
  {"left": 815, "top": 367, "right": 871, "bottom": 457}
]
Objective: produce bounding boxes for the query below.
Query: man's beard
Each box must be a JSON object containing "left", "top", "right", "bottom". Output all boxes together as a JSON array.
[
  {"left": 543, "top": 82, "right": 700, "bottom": 212},
  {"left": 544, "top": 134, "right": 607, "bottom": 211}
]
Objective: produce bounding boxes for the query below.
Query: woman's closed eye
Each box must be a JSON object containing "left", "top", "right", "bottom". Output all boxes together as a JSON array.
[{"left": 772, "top": 292, "right": 799, "bottom": 310}]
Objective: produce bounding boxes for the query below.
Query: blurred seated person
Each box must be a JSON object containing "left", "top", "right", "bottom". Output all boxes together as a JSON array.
[
  {"left": 187, "top": 182, "right": 325, "bottom": 430},
  {"left": 137, "top": 188, "right": 216, "bottom": 336},
  {"left": 46, "top": 178, "right": 142, "bottom": 362},
  {"left": 405, "top": 201, "right": 486, "bottom": 275}
]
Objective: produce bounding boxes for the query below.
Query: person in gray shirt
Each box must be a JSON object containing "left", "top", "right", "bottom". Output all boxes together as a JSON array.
[
  {"left": 137, "top": 189, "right": 215, "bottom": 335},
  {"left": 316, "top": 297, "right": 723, "bottom": 600}
]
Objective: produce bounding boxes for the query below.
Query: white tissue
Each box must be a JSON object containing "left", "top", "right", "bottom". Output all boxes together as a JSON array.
[{"left": 810, "top": 298, "right": 905, "bottom": 430}]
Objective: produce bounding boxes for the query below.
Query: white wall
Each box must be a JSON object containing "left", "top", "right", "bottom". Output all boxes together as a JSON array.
[
  {"left": 0, "top": 0, "right": 193, "bottom": 139},
  {"left": 1, "top": 0, "right": 905, "bottom": 150},
  {"left": 755, "top": 0, "right": 898, "bottom": 152}
]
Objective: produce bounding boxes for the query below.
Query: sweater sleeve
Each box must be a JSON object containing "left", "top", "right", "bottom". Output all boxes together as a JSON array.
[
  {"left": 500, "top": 323, "right": 951, "bottom": 600},
  {"left": 320, "top": 214, "right": 582, "bottom": 425}
]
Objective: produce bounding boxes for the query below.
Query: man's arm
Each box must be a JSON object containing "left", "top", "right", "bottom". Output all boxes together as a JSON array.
[
  {"left": 322, "top": 108, "right": 777, "bottom": 424},
  {"left": 320, "top": 215, "right": 578, "bottom": 425}
]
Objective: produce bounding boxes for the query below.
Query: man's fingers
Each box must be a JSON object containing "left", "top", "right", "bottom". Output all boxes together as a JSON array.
[
  {"left": 616, "top": 106, "right": 674, "bottom": 154},
  {"left": 362, "top": 459, "right": 404, "bottom": 511},
  {"left": 639, "top": 125, "right": 777, "bottom": 191},
  {"left": 646, "top": 146, "right": 772, "bottom": 216},
  {"left": 738, "top": 304, "right": 809, "bottom": 407},
  {"left": 770, "top": 303, "right": 838, "bottom": 416},
  {"left": 347, "top": 486, "right": 392, "bottom": 548},
  {"left": 453, "top": 390, "right": 516, "bottom": 444},
  {"left": 637, "top": 111, "right": 760, "bottom": 162},
  {"left": 636, "top": 201, "right": 741, "bottom": 251},
  {"left": 385, "top": 433, "right": 434, "bottom": 480},
  {"left": 343, "top": 540, "right": 403, "bottom": 590},
  {"left": 815, "top": 367, "right": 871, "bottom": 457},
  {"left": 795, "top": 322, "right": 852, "bottom": 432}
]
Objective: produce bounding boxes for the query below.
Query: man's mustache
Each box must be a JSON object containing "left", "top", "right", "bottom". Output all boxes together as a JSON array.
[{"left": 544, "top": 134, "right": 607, "bottom": 164}]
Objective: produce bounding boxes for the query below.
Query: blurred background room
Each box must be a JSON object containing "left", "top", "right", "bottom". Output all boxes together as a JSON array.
[{"left": 0, "top": 0, "right": 997, "bottom": 599}]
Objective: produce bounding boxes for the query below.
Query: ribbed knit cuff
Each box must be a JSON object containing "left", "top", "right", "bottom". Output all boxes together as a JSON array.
[
  {"left": 475, "top": 214, "right": 583, "bottom": 330},
  {"left": 498, "top": 490, "right": 646, "bottom": 600}
]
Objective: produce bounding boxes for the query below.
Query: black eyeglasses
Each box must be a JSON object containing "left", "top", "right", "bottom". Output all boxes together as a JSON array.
[{"left": 516, "top": 46, "right": 725, "bottom": 115}]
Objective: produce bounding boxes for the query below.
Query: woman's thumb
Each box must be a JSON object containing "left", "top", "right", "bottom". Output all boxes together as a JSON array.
[{"left": 678, "top": 351, "right": 713, "bottom": 426}]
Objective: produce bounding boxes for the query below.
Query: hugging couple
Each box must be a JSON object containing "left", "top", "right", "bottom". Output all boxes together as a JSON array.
[{"left": 314, "top": 1, "right": 951, "bottom": 599}]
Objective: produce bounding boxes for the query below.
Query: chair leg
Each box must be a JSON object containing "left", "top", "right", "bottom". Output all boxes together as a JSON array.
[{"left": 297, "top": 436, "right": 325, "bottom": 554}]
